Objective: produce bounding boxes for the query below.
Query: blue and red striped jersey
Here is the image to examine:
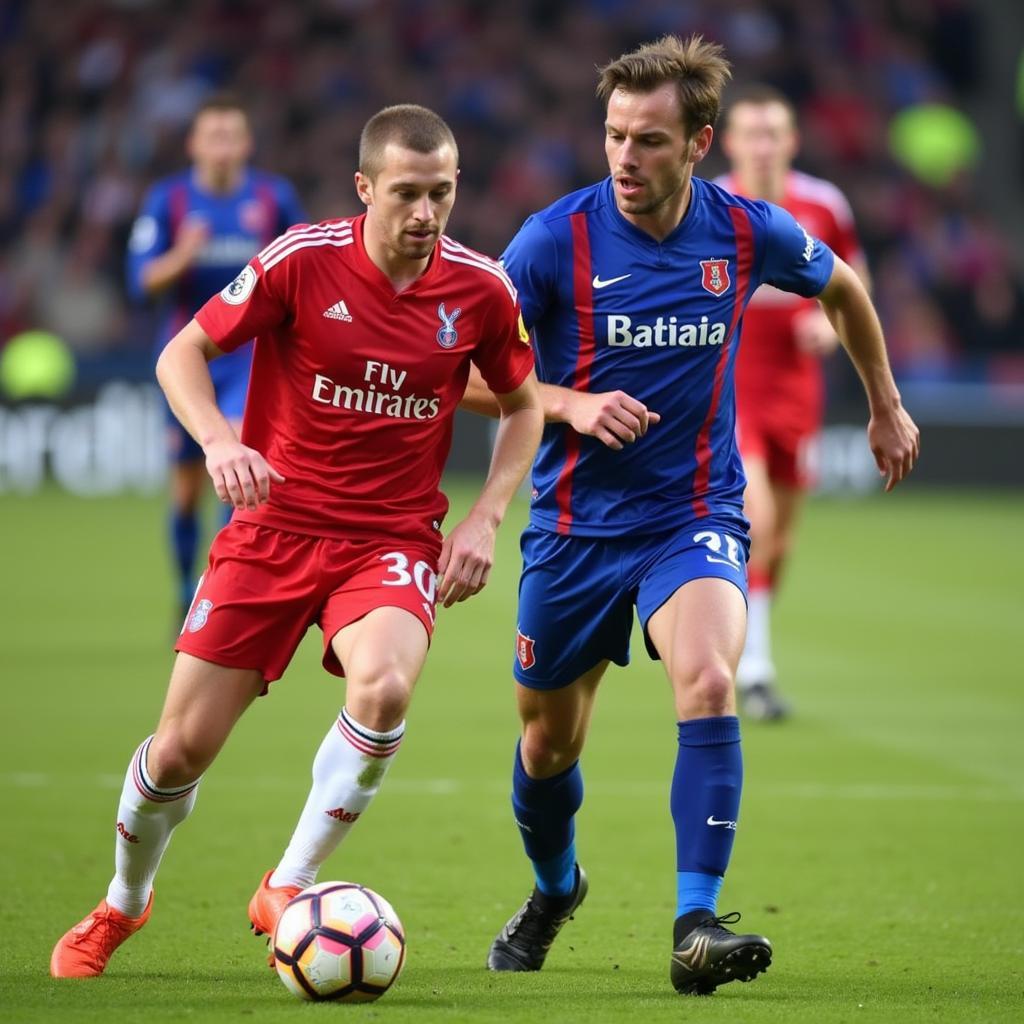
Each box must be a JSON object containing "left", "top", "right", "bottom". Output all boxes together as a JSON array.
[
  {"left": 126, "top": 169, "right": 305, "bottom": 387},
  {"left": 501, "top": 175, "right": 835, "bottom": 537}
]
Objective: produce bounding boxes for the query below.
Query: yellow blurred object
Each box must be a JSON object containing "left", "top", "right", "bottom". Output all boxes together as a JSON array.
[{"left": 0, "top": 330, "right": 76, "bottom": 399}]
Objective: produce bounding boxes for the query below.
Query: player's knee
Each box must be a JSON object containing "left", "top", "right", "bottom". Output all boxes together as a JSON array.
[
  {"left": 348, "top": 666, "right": 414, "bottom": 731},
  {"left": 146, "top": 731, "right": 208, "bottom": 788},
  {"left": 520, "top": 722, "right": 580, "bottom": 777},
  {"left": 677, "top": 662, "right": 734, "bottom": 718}
]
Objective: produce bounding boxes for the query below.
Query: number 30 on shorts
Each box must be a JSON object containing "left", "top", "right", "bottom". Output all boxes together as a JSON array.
[
  {"left": 379, "top": 552, "right": 438, "bottom": 623},
  {"left": 693, "top": 530, "right": 743, "bottom": 570}
]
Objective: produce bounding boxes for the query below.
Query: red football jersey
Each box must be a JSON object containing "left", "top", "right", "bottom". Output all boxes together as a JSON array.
[
  {"left": 719, "top": 170, "right": 863, "bottom": 431},
  {"left": 195, "top": 215, "right": 533, "bottom": 542}
]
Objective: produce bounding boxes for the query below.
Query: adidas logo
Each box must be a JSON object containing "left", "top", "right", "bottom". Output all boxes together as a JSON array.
[{"left": 323, "top": 299, "right": 353, "bottom": 322}]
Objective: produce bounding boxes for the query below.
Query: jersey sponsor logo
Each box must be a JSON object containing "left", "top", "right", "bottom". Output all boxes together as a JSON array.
[
  {"left": 311, "top": 360, "right": 441, "bottom": 420},
  {"left": 187, "top": 598, "right": 214, "bottom": 632},
  {"left": 219, "top": 265, "right": 257, "bottom": 305},
  {"left": 197, "top": 235, "right": 260, "bottom": 267},
  {"left": 323, "top": 299, "right": 353, "bottom": 322},
  {"left": 116, "top": 821, "right": 140, "bottom": 844},
  {"left": 436, "top": 302, "right": 462, "bottom": 348},
  {"left": 516, "top": 629, "right": 536, "bottom": 670},
  {"left": 592, "top": 272, "right": 631, "bottom": 289},
  {"left": 325, "top": 806, "right": 361, "bottom": 823},
  {"left": 607, "top": 315, "right": 727, "bottom": 349},
  {"left": 700, "top": 258, "right": 730, "bottom": 296},
  {"left": 706, "top": 815, "right": 737, "bottom": 830}
]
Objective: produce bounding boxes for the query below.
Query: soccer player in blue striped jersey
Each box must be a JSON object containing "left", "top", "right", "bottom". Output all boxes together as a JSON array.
[
  {"left": 126, "top": 94, "right": 306, "bottom": 620},
  {"left": 464, "top": 35, "right": 919, "bottom": 995}
]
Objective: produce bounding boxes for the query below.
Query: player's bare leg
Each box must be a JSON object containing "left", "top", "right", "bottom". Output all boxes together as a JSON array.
[
  {"left": 252, "top": 608, "right": 429, "bottom": 946},
  {"left": 51, "top": 656, "right": 264, "bottom": 977},
  {"left": 487, "top": 662, "right": 606, "bottom": 971},
  {"left": 647, "top": 578, "right": 772, "bottom": 994},
  {"left": 737, "top": 456, "right": 789, "bottom": 719}
]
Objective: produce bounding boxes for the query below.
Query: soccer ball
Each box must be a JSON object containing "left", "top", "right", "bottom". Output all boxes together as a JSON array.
[{"left": 272, "top": 881, "right": 405, "bottom": 1002}]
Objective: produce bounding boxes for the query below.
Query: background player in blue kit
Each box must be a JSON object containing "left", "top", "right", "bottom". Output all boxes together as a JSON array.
[
  {"left": 126, "top": 94, "right": 306, "bottom": 620},
  {"left": 463, "top": 35, "right": 919, "bottom": 995}
]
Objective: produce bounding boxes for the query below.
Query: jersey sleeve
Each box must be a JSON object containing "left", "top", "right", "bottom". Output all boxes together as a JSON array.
[
  {"left": 194, "top": 249, "right": 290, "bottom": 353},
  {"left": 274, "top": 178, "right": 308, "bottom": 233},
  {"left": 759, "top": 201, "right": 835, "bottom": 298},
  {"left": 500, "top": 214, "right": 558, "bottom": 330},
  {"left": 472, "top": 291, "right": 535, "bottom": 395},
  {"left": 822, "top": 187, "right": 864, "bottom": 266},
  {"left": 125, "top": 185, "right": 170, "bottom": 303}
]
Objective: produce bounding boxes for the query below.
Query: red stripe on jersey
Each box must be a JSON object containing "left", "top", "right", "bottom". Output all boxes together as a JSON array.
[
  {"left": 554, "top": 213, "right": 596, "bottom": 534},
  {"left": 691, "top": 206, "right": 754, "bottom": 517},
  {"left": 255, "top": 181, "right": 278, "bottom": 246}
]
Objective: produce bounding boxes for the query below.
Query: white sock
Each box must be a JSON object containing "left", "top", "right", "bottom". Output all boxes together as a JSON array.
[
  {"left": 269, "top": 708, "right": 404, "bottom": 890},
  {"left": 106, "top": 736, "right": 200, "bottom": 917},
  {"left": 737, "top": 588, "right": 775, "bottom": 687}
]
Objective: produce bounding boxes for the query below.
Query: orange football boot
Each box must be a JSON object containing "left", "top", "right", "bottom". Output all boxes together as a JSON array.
[
  {"left": 50, "top": 893, "right": 153, "bottom": 978},
  {"left": 248, "top": 870, "right": 302, "bottom": 967}
]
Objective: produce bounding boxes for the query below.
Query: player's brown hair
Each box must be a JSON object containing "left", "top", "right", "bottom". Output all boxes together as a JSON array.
[
  {"left": 722, "top": 83, "right": 797, "bottom": 129},
  {"left": 596, "top": 34, "right": 732, "bottom": 138},
  {"left": 192, "top": 92, "right": 250, "bottom": 126},
  {"left": 359, "top": 105, "right": 458, "bottom": 179}
]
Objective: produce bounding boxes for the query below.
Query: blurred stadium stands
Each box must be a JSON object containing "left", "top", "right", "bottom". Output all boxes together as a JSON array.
[{"left": 0, "top": 0, "right": 1021, "bottom": 490}]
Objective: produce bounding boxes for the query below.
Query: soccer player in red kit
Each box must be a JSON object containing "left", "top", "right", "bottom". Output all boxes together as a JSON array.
[
  {"left": 50, "top": 104, "right": 542, "bottom": 978},
  {"left": 717, "top": 86, "right": 869, "bottom": 719}
]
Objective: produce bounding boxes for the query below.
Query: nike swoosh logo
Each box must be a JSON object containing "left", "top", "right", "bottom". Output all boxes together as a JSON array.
[
  {"left": 706, "top": 815, "right": 737, "bottom": 828},
  {"left": 592, "top": 273, "right": 631, "bottom": 289}
]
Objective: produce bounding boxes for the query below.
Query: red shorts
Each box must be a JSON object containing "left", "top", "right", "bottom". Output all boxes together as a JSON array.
[
  {"left": 175, "top": 521, "right": 441, "bottom": 687},
  {"left": 737, "top": 414, "right": 818, "bottom": 490}
]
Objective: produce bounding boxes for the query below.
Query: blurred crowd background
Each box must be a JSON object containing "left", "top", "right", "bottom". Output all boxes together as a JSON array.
[{"left": 0, "top": 0, "right": 1021, "bottom": 406}]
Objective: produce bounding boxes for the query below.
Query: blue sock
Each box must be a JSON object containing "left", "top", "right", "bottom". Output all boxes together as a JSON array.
[
  {"left": 672, "top": 716, "right": 742, "bottom": 918},
  {"left": 511, "top": 742, "right": 583, "bottom": 897},
  {"left": 171, "top": 509, "right": 199, "bottom": 607}
]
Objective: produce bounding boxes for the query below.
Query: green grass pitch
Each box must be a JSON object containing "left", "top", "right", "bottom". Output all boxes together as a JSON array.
[{"left": 2, "top": 482, "right": 1022, "bottom": 1022}]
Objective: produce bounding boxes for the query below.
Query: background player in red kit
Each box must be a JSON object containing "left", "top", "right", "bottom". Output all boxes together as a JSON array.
[
  {"left": 50, "top": 104, "right": 542, "bottom": 978},
  {"left": 717, "top": 86, "right": 870, "bottom": 720}
]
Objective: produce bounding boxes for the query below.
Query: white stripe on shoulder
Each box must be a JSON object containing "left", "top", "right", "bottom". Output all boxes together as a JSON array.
[
  {"left": 262, "top": 236, "right": 353, "bottom": 272},
  {"left": 258, "top": 222, "right": 352, "bottom": 265},
  {"left": 787, "top": 171, "right": 855, "bottom": 222},
  {"left": 440, "top": 237, "right": 517, "bottom": 302}
]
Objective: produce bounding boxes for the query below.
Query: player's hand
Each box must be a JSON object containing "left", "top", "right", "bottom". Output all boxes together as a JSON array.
[
  {"left": 436, "top": 512, "right": 496, "bottom": 608},
  {"left": 564, "top": 390, "right": 661, "bottom": 450},
  {"left": 204, "top": 440, "right": 286, "bottom": 511},
  {"left": 174, "top": 217, "right": 210, "bottom": 261},
  {"left": 868, "top": 402, "right": 920, "bottom": 492},
  {"left": 793, "top": 307, "right": 840, "bottom": 357}
]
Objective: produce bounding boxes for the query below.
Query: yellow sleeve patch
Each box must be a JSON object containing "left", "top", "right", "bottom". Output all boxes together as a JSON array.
[{"left": 517, "top": 313, "right": 531, "bottom": 346}]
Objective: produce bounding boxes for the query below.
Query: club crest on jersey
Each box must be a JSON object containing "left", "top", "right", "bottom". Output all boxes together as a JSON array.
[
  {"left": 516, "top": 629, "right": 536, "bottom": 670},
  {"left": 699, "top": 259, "right": 730, "bottom": 297},
  {"left": 436, "top": 303, "right": 462, "bottom": 348},
  {"left": 187, "top": 599, "right": 213, "bottom": 633}
]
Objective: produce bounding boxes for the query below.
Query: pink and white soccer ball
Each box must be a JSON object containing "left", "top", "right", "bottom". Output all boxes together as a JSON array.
[{"left": 272, "top": 881, "right": 405, "bottom": 1002}]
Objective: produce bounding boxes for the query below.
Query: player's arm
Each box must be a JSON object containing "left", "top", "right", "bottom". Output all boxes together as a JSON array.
[
  {"left": 815, "top": 256, "right": 920, "bottom": 491},
  {"left": 139, "top": 217, "right": 210, "bottom": 296},
  {"left": 438, "top": 371, "right": 543, "bottom": 607},
  {"left": 796, "top": 252, "right": 871, "bottom": 357},
  {"left": 156, "top": 319, "right": 284, "bottom": 509},
  {"left": 462, "top": 363, "right": 659, "bottom": 450}
]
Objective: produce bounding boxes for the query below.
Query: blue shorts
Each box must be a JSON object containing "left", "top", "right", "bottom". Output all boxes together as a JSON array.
[
  {"left": 165, "top": 345, "right": 252, "bottom": 463},
  {"left": 513, "top": 519, "right": 750, "bottom": 690}
]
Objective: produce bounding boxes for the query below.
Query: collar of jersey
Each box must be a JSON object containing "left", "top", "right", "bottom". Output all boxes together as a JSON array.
[
  {"left": 602, "top": 175, "right": 703, "bottom": 250},
  {"left": 350, "top": 213, "right": 443, "bottom": 298}
]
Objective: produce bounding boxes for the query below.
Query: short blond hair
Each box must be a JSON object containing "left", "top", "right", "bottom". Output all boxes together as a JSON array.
[{"left": 596, "top": 34, "right": 732, "bottom": 137}]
